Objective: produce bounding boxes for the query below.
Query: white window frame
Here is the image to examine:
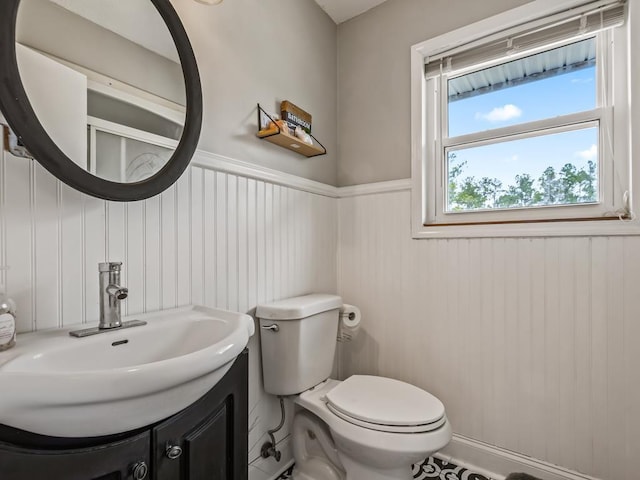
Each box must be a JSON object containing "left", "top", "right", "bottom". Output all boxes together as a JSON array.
[{"left": 410, "top": 0, "right": 640, "bottom": 238}]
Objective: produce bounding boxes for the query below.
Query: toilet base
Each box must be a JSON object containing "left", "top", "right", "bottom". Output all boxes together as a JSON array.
[
  {"left": 292, "top": 411, "right": 345, "bottom": 480},
  {"left": 338, "top": 453, "right": 413, "bottom": 480},
  {"left": 291, "top": 407, "right": 433, "bottom": 480},
  {"left": 292, "top": 456, "right": 413, "bottom": 480},
  {"left": 292, "top": 459, "right": 344, "bottom": 480}
]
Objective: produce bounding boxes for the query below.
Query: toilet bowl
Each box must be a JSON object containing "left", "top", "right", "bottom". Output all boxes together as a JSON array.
[
  {"left": 292, "top": 410, "right": 345, "bottom": 480},
  {"left": 256, "top": 294, "right": 452, "bottom": 480},
  {"left": 291, "top": 378, "right": 451, "bottom": 480}
]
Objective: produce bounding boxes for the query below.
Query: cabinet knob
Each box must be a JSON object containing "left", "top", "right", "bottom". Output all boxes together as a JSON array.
[
  {"left": 166, "top": 444, "right": 183, "bottom": 460},
  {"left": 131, "top": 461, "right": 148, "bottom": 480}
]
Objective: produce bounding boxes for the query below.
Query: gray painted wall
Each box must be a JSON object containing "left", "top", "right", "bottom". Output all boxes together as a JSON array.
[
  {"left": 172, "top": 0, "right": 338, "bottom": 185},
  {"left": 336, "top": 0, "right": 532, "bottom": 186}
]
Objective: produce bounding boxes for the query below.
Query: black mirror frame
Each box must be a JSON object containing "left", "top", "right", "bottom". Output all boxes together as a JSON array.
[{"left": 0, "top": 0, "right": 202, "bottom": 202}]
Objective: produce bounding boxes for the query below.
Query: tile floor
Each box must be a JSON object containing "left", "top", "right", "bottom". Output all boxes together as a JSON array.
[
  {"left": 414, "top": 457, "right": 492, "bottom": 479},
  {"left": 276, "top": 456, "right": 492, "bottom": 479}
]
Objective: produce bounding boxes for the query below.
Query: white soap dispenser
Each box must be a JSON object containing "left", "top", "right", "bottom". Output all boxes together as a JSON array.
[{"left": 0, "top": 282, "right": 17, "bottom": 351}]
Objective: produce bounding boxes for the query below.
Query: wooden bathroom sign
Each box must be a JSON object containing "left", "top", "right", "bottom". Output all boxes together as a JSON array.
[{"left": 281, "top": 100, "right": 312, "bottom": 133}]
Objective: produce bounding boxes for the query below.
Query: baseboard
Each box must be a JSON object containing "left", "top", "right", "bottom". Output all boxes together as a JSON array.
[
  {"left": 437, "top": 434, "right": 601, "bottom": 480},
  {"left": 248, "top": 435, "right": 294, "bottom": 480}
]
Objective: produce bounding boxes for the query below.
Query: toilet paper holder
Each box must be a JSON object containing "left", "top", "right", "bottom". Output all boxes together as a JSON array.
[{"left": 337, "top": 304, "right": 361, "bottom": 342}]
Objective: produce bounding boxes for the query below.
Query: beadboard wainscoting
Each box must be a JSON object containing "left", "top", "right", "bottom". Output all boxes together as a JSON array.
[
  {"left": 337, "top": 186, "right": 640, "bottom": 480},
  {"left": 0, "top": 145, "right": 338, "bottom": 473}
]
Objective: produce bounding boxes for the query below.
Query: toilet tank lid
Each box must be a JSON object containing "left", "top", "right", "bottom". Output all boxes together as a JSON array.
[{"left": 256, "top": 294, "right": 342, "bottom": 320}]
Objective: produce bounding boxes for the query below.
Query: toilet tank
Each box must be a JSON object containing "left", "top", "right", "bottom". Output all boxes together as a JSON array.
[{"left": 256, "top": 294, "right": 343, "bottom": 396}]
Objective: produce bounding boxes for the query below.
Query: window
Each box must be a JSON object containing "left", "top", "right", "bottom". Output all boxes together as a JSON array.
[{"left": 410, "top": 0, "right": 638, "bottom": 237}]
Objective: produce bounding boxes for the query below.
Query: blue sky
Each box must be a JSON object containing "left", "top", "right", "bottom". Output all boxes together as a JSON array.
[{"left": 447, "top": 65, "right": 597, "bottom": 190}]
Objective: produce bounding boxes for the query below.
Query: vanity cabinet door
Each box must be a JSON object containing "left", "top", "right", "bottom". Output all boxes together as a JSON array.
[
  {"left": 183, "top": 404, "right": 229, "bottom": 478},
  {"left": 0, "top": 431, "right": 151, "bottom": 480},
  {"left": 153, "top": 351, "right": 248, "bottom": 480}
]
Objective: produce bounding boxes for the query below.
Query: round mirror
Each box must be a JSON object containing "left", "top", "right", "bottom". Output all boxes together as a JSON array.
[{"left": 0, "top": 0, "right": 202, "bottom": 201}]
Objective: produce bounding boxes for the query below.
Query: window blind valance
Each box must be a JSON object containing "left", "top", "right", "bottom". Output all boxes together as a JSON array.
[{"left": 424, "top": 0, "right": 625, "bottom": 78}]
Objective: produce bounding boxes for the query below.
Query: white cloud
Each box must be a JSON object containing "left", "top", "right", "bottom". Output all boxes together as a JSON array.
[
  {"left": 576, "top": 144, "right": 598, "bottom": 160},
  {"left": 475, "top": 104, "right": 522, "bottom": 122}
]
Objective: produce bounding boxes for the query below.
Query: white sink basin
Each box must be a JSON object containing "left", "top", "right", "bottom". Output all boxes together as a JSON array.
[{"left": 0, "top": 305, "right": 255, "bottom": 438}]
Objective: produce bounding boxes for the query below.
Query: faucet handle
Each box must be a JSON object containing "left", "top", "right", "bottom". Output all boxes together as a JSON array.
[
  {"left": 99, "top": 262, "right": 123, "bottom": 272},
  {"left": 107, "top": 286, "right": 128, "bottom": 300}
]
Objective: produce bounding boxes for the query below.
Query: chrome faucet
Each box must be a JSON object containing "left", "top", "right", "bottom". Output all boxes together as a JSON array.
[
  {"left": 99, "top": 262, "right": 128, "bottom": 329},
  {"left": 69, "top": 262, "right": 146, "bottom": 338}
]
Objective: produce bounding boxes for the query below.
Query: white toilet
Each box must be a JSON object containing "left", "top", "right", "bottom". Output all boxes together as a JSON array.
[{"left": 256, "top": 294, "right": 452, "bottom": 480}]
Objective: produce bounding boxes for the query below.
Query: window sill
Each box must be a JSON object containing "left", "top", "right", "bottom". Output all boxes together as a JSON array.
[{"left": 411, "top": 218, "right": 640, "bottom": 239}]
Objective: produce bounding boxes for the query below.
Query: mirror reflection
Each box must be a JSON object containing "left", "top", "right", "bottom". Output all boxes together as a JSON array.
[{"left": 16, "top": 0, "right": 186, "bottom": 183}]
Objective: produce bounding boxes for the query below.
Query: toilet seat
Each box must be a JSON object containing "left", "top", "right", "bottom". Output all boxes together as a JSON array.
[
  {"left": 324, "top": 375, "right": 446, "bottom": 434},
  {"left": 326, "top": 403, "right": 447, "bottom": 433}
]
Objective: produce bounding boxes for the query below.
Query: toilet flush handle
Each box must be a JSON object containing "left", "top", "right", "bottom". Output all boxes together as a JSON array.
[{"left": 261, "top": 324, "right": 279, "bottom": 332}]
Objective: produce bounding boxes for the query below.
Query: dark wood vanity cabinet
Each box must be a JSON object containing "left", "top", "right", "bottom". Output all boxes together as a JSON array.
[
  {"left": 0, "top": 431, "right": 151, "bottom": 480},
  {"left": 0, "top": 350, "right": 248, "bottom": 480},
  {"left": 153, "top": 352, "right": 248, "bottom": 480}
]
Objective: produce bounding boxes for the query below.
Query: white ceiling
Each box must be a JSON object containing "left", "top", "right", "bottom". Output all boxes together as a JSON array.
[{"left": 314, "top": 0, "right": 389, "bottom": 24}]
